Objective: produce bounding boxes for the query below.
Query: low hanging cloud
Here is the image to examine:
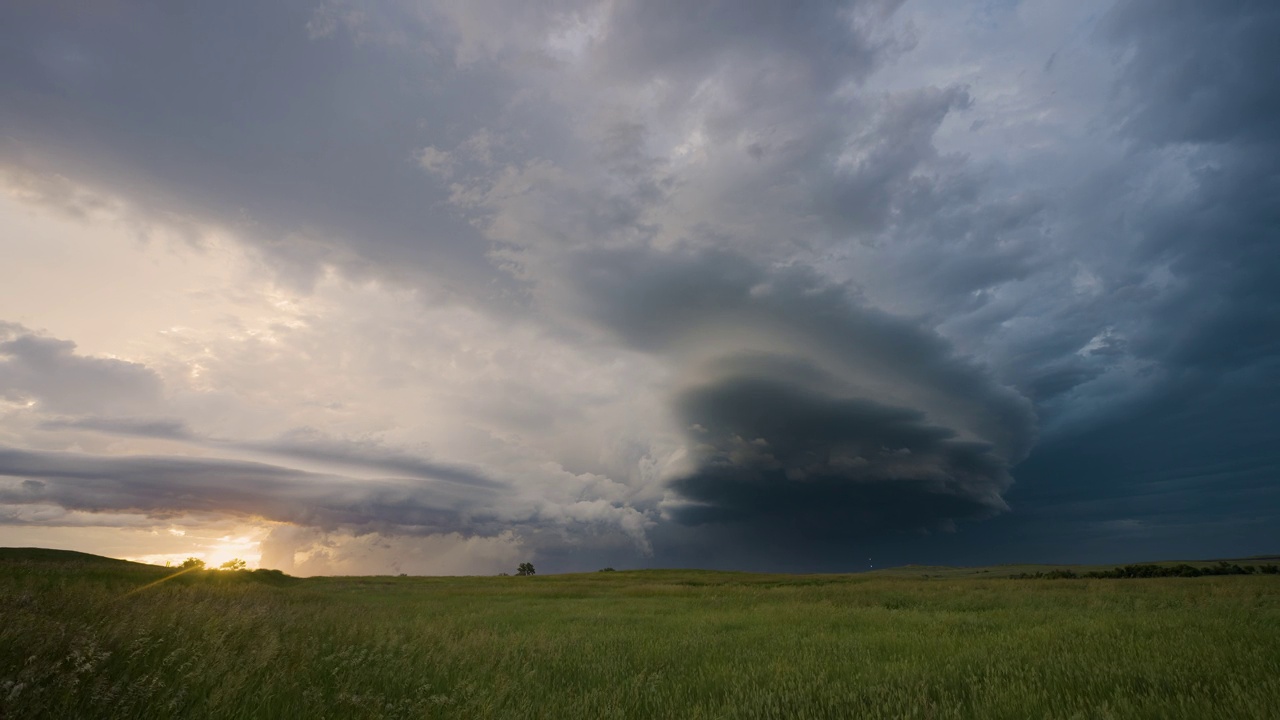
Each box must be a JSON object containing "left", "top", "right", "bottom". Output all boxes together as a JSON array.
[
  {"left": 0, "top": 446, "right": 495, "bottom": 535},
  {"left": 38, "top": 416, "right": 194, "bottom": 441},
  {"left": 35, "top": 416, "right": 504, "bottom": 489},
  {"left": 667, "top": 369, "right": 1011, "bottom": 542},
  {"left": 0, "top": 443, "right": 654, "bottom": 557}
]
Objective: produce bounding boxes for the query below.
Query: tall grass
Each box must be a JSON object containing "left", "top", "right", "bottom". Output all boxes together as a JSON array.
[{"left": 3, "top": 557, "right": 1278, "bottom": 719}]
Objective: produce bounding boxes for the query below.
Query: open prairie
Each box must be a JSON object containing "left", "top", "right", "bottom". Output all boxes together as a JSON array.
[{"left": 3, "top": 549, "right": 1278, "bottom": 719}]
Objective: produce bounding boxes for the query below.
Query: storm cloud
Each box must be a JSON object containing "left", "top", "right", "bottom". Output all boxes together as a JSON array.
[
  {"left": 564, "top": 248, "right": 1036, "bottom": 459},
  {"left": 668, "top": 370, "right": 1011, "bottom": 540},
  {"left": 1, "top": 0, "right": 1277, "bottom": 571}
]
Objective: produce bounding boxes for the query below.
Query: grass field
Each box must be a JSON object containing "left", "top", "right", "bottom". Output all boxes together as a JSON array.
[{"left": 2, "top": 548, "right": 1279, "bottom": 719}]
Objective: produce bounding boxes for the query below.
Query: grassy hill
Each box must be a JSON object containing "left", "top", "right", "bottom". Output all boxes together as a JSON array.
[
  {"left": 0, "top": 546, "right": 160, "bottom": 566},
  {"left": 3, "top": 547, "right": 1279, "bottom": 718}
]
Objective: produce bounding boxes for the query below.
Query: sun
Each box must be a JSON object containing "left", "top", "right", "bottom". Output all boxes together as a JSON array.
[
  {"left": 121, "top": 521, "right": 279, "bottom": 569},
  {"left": 201, "top": 535, "right": 261, "bottom": 569}
]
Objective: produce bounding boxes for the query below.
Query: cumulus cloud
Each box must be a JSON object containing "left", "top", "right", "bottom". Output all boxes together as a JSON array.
[{"left": 0, "top": 324, "right": 164, "bottom": 415}]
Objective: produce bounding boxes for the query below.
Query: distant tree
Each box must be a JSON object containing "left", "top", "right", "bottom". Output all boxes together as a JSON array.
[
  {"left": 219, "top": 558, "right": 247, "bottom": 571},
  {"left": 598, "top": 567, "right": 615, "bottom": 572},
  {"left": 179, "top": 557, "right": 206, "bottom": 570},
  {"left": 1013, "top": 561, "right": 1279, "bottom": 580},
  {"left": 516, "top": 562, "right": 536, "bottom": 576}
]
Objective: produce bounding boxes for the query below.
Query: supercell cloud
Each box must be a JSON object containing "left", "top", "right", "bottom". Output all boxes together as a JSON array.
[{"left": 0, "top": 0, "right": 1277, "bottom": 572}]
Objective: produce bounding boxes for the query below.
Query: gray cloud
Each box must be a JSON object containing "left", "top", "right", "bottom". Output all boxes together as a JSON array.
[
  {"left": 0, "top": 445, "right": 499, "bottom": 536},
  {"left": 237, "top": 429, "right": 507, "bottom": 490},
  {"left": 38, "top": 416, "right": 193, "bottom": 440},
  {"left": 0, "top": 324, "right": 163, "bottom": 415},
  {"left": 0, "top": 443, "right": 656, "bottom": 563},
  {"left": 34, "top": 416, "right": 505, "bottom": 490},
  {"left": 0, "top": 1, "right": 505, "bottom": 296},
  {"left": 594, "top": 0, "right": 905, "bottom": 88}
]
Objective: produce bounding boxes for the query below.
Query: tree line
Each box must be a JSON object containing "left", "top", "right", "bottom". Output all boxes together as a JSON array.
[{"left": 1012, "top": 561, "right": 1280, "bottom": 579}]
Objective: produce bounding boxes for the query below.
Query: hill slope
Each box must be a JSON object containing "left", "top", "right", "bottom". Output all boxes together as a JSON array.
[{"left": 0, "top": 547, "right": 158, "bottom": 567}]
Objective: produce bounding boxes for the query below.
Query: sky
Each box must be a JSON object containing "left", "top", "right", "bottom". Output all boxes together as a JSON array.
[{"left": 1, "top": 0, "right": 1277, "bottom": 575}]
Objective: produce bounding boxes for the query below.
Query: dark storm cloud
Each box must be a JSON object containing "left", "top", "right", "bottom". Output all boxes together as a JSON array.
[
  {"left": 557, "top": 246, "right": 1035, "bottom": 548},
  {"left": 566, "top": 247, "right": 1036, "bottom": 460},
  {"left": 950, "top": 0, "right": 1280, "bottom": 563},
  {"left": 1104, "top": 1, "right": 1280, "bottom": 146},
  {"left": 1096, "top": 3, "right": 1279, "bottom": 406},
  {"left": 0, "top": 445, "right": 501, "bottom": 535},
  {"left": 1108, "top": 10, "right": 1280, "bottom": 384},
  {"left": 922, "top": 1, "right": 1280, "bottom": 428},
  {"left": 0, "top": 324, "right": 163, "bottom": 414},
  {"left": 1090, "top": 0, "right": 1280, "bottom": 381},
  {"left": 667, "top": 371, "right": 1010, "bottom": 542},
  {"left": 974, "top": 370, "right": 1280, "bottom": 565}
]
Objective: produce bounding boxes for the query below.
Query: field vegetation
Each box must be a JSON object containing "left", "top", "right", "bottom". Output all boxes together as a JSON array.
[{"left": 2, "top": 548, "right": 1278, "bottom": 719}]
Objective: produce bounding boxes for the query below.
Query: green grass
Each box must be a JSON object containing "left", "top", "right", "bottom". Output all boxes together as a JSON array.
[{"left": 2, "top": 549, "right": 1279, "bottom": 719}]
